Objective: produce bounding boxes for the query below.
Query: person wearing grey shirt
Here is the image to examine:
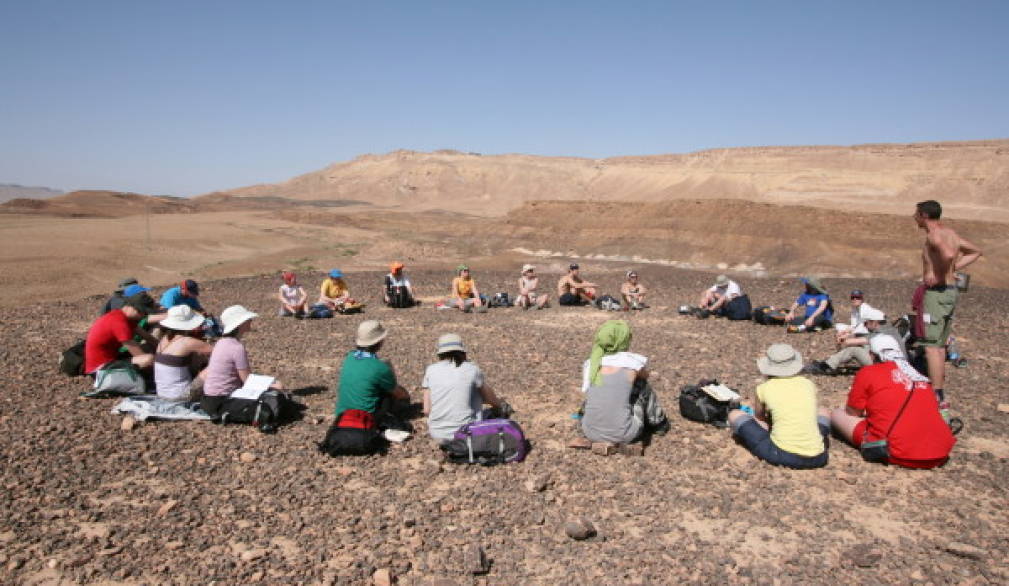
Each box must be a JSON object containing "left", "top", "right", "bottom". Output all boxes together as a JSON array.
[{"left": 422, "top": 333, "right": 505, "bottom": 442}]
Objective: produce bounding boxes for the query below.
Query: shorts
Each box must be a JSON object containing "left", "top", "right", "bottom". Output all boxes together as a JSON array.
[
  {"left": 732, "top": 415, "right": 829, "bottom": 469},
  {"left": 851, "top": 419, "right": 869, "bottom": 448},
  {"left": 921, "top": 286, "right": 958, "bottom": 347},
  {"left": 558, "top": 293, "right": 584, "bottom": 306}
]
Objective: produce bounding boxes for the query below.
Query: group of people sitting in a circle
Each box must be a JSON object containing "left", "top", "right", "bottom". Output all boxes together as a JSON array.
[{"left": 82, "top": 264, "right": 956, "bottom": 470}]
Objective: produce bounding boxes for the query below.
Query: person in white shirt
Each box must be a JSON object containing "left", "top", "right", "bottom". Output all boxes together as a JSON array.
[
  {"left": 699, "top": 274, "right": 748, "bottom": 318},
  {"left": 806, "top": 296, "right": 892, "bottom": 375},
  {"left": 277, "top": 271, "right": 308, "bottom": 317},
  {"left": 383, "top": 262, "right": 417, "bottom": 308}
]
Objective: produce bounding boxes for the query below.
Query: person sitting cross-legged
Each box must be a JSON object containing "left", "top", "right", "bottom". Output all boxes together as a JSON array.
[
  {"left": 829, "top": 334, "right": 955, "bottom": 468},
  {"left": 578, "top": 320, "right": 669, "bottom": 451},
  {"left": 515, "top": 264, "right": 549, "bottom": 310},
  {"left": 726, "top": 343, "right": 831, "bottom": 469},
  {"left": 318, "top": 269, "right": 351, "bottom": 311},
  {"left": 85, "top": 285, "right": 158, "bottom": 392},
  {"left": 383, "top": 262, "right": 418, "bottom": 308},
  {"left": 278, "top": 271, "right": 308, "bottom": 318},
  {"left": 784, "top": 276, "right": 833, "bottom": 332},
  {"left": 422, "top": 333, "right": 507, "bottom": 443},
  {"left": 557, "top": 263, "right": 597, "bottom": 306},
  {"left": 620, "top": 271, "right": 648, "bottom": 310}
]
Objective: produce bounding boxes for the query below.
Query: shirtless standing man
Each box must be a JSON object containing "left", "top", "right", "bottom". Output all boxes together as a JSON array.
[{"left": 913, "top": 200, "right": 982, "bottom": 407}]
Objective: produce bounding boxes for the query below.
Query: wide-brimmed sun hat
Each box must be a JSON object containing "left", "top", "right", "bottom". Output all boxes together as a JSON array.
[
  {"left": 161, "top": 304, "right": 204, "bottom": 330},
  {"left": 456, "top": 264, "right": 469, "bottom": 273},
  {"left": 221, "top": 305, "right": 258, "bottom": 334},
  {"left": 801, "top": 276, "right": 827, "bottom": 294},
  {"left": 522, "top": 264, "right": 535, "bottom": 273},
  {"left": 870, "top": 334, "right": 904, "bottom": 361},
  {"left": 329, "top": 269, "right": 344, "bottom": 279},
  {"left": 757, "top": 343, "right": 804, "bottom": 377},
  {"left": 356, "top": 319, "right": 387, "bottom": 347},
  {"left": 161, "top": 304, "right": 205, "bottom": 331},
  {"left": 715, "top": 274, "right": 729, "bottom": 287},
  {"left": 436, "top": 333, "right": 466, "bottom": 354}
]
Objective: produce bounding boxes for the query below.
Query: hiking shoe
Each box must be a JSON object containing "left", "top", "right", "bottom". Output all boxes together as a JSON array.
[
  {"left": 652, "top": 419, "right": 671, "bottom": 436},
  {"left": 948, "top": 417, "right": 964, "bottom": 436},
  {"left": 803, "top": 361, "right": 838, "bottom": 376}
]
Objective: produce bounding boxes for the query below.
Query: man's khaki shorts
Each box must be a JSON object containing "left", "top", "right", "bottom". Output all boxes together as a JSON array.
[{"left": 921, "top": 286, "right": 958, "bottom": 347}]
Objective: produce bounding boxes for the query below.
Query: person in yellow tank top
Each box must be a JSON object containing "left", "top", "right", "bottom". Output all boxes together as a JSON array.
[
  {"left": 726, "top": 343, "right": 831, "bottom": 469},
  {"left": 319, "top": 269, "right": 350, "bottom": 310},
  {"left": 450, "top": 265, "right": 484, "bottom": 312}
]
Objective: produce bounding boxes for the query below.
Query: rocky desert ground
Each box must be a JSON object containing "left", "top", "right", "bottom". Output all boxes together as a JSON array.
[
  {"left": 2, "top": 267, "right": 1008, "bottom": 585},
  {"left": 1, "top": 140, "right": 1006, "bottom": 584}
]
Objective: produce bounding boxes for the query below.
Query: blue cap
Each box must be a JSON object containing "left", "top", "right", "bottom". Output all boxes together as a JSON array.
[
  {"left": 329, "top": 269, "right": 343, "bottom": 278},
  {"left": 122, "top": 284, "right": 150, "bottom": 297}
]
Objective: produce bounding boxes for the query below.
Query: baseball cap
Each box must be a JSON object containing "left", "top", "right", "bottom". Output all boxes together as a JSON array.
[
  {"left": 569, "top": 263, "right": 579, "bottom": 270},
  {"left": 850, "top": 289, "right": 864, "bottom": 299},
  {"left": 329, "top": 269, "right": 343, "bottom": 279},
  {"left": 183, "top": 279, "right": 200, "bottom": 296},
  {"left": 122, "top": 284, "right": 150, "bottom": 298},
  {"left": 115, "top": 277, "right": 138, "bottom": 293},
  {"left": 124, "top": 290, "right": 157, "bottom": 316}
]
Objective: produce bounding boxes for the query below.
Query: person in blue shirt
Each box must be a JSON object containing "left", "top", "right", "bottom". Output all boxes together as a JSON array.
[
  {"left": 784, "top": 276, "right": 833, "bottom": 331},
  {"left": 159, "top": 279, "right": 206, "bottom": 315}
]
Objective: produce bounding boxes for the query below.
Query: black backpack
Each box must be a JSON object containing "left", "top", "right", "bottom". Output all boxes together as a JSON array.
[
  {"left": 219, "top": 391, "right": 299, "bottom": 433},
  {"left": 752, "top": 306, "right": 787, "bottom": 325},
  {"left": 678, "top": 379, "right": 734, "bottom": 427},
  {"left": 318, "top": 425, "right": 386, "bottom": 456},
  {"left": 724, "top": 295, "right": 753, "bottom": 321},
  {"left": 58, "top": 340, "right": 86, "bottom": 377},
  {"left": 490, "top": 292, "right": 511, "bottom": 307}
]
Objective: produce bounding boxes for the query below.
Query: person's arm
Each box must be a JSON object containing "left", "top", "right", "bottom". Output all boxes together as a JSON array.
[
  {"left": 785, "top": 298, "right": 800, "bottom": 319},
  {"left": 753, "top": 399, "right": 769, "bottom": 425},
  {"left": 955, "top": 236, "right": 983, "bottom": 271},
  {"left": 122, "top": 340, "right": 153, "bottom": 369},
  {"left": 710, "top": 294, "right": 728, "bottom": 310},
  {"left": 478, "top": 384, "right": 503, "bottom": 410},
  {"left": 804, "top": 299, "right": 829, "bottom": 326},
  {"left": 422, "top": 388, "right": 432, "bottom": 416},
  {"left": 556, "top": 277, "right": 568, "bottom": 296},
  {"left": 185, "top": 337, "right": 214, "bottom": 356},
  {"left": 519, "top": 278, "right": 530, "bottom": 296},
  {"left": 846, "top": 368, "right": 870, "bottom": 417},
  {"left": 134, "top": 325, "right": 158, "bottom": 348},
  {"left": 297, "top": 287, "right": 307, "bottom": 305}
]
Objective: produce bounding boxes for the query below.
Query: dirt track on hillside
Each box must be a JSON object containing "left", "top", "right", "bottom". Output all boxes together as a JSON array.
[{"left": 2, "top": 268, "right": 1007, "bottom": 584}]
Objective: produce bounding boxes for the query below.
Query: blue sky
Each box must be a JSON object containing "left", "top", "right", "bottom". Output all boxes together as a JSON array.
[{"left": 2, "top": 1, "right": 1007, "bottom": 196}]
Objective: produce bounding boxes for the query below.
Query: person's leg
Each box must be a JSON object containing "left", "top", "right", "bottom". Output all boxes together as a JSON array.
[
  {"left": 830, "top": 408, "right": 865, "bottom": 446},
  {"left": 536, "top": 293, "right": 549, "bottom": 309},
  {"left": 923, "top": 287, "right": 957, "bottom": 399},
  {"left": 825, "top": 347, "right": 857, "bottom": 370}
]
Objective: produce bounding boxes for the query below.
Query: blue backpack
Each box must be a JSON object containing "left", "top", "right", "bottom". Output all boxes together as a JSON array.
[{"left": 308, "top": 303, "right": 334, "bottom": 319}]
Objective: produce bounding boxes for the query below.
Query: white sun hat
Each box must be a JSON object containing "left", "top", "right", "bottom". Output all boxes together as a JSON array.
[
  {"left": 221, "top": 305, "right": 258, "bottom": 334},
  {"left": 161, "top": 304, "right": 205, "bottom": 331}
]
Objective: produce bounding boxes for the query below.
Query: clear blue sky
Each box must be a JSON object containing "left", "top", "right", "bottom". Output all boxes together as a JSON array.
[{"left": 2, "top": 0, "right": 1007, "bottom": 196}]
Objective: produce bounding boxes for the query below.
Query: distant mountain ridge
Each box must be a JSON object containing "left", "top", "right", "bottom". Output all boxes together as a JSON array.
[
  {"left": 201, "top": 140, "right": 1009, "bottom": 221},
  {"left": 0, "top": 183, "right": 64, "bottom": 203}
]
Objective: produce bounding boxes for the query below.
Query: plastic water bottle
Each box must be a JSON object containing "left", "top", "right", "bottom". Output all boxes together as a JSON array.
[{"left": 947, "top": 337, "right": 967, "bottom": 368}]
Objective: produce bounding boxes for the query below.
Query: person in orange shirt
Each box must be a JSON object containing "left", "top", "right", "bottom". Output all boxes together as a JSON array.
[{"left": 450, "top": 265, "right": 484, "bottom": 312}]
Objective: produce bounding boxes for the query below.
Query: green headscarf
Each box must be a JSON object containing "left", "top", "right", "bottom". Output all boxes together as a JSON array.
[{"left": 588, "top": 319, "right": 632, "bottom": 386}]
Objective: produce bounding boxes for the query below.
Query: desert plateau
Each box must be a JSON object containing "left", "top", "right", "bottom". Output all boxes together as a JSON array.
[{"left": 1, "top": 141, "right": 1007, "bottom": 584}]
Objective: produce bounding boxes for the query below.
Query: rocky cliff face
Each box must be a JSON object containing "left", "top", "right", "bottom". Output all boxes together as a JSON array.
[{"left": 209, "top": 141, "right": 1009, "bottom": 220}]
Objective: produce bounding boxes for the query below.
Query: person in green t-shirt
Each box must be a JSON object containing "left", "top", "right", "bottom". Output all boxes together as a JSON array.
[{"left": 334, "top": 320, "right": 410, "bottom": 426}]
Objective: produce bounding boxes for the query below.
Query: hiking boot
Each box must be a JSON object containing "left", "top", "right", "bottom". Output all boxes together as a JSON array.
[
  {"left": 591, "top": 442, "right": 617, "bottom": 456},
  {"left": 652, "top": 419, "right": 671, "bottom": 436},
  {"left": 803, "top": 361, "right": 838, "bottom": 376}
]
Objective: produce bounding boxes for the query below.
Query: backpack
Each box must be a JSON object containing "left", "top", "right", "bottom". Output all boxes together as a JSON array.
[
  {"left": 318, "top": 409, "right": 386, "bottom": 456},
  {"left": 752, "top": 306, "right": 787, "bottom": 325},
  {"left": 219, "top": 390, "right": 297, "bottom": 433},
  {"left": 678, "top": 379, "right": 736, "bottom": 427},
  {"left": 59, "top": 339, "right": 86, "bottom": 377},
  {"left": 385, "top": 277, "right": 414, "bottom": 308},
  {"left": 441, "top": 418, "right": 528, "bottom": 465},
  {"left": 595, "top": 295, "right": 622, "bottom": 311},
  {"left": 307, "top": 303, "right": 334, "bottom": 319},
  {"left": 490, "top": 292, "right": 511, "bottom": 307}
]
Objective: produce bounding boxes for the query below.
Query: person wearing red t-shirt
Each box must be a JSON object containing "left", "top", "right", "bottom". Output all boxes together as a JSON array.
[
  {"left": 85, "top": 285, "right": 157, "bottom": 374},
  {"left": 830, "top": 334, "right": 955, "bottom": 469}
]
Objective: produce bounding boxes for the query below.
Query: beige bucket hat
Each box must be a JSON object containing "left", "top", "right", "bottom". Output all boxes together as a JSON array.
[
  {"left": 757, "top": 343, "right": 804, "bottom": 377},
  {"left": 436, "top": 333, "right": 466, "bottom": 354},
  {"left": 356, "top": 319, "right": 388, "bottom": 347}
]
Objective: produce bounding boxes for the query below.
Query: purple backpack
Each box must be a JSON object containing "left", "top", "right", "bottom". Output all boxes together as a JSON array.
[{"left": 442, "top": 418, "right": 528, "bottom": 465}]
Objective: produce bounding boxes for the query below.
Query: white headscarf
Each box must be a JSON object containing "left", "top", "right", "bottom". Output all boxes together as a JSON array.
[{"left": 870, "top": 334, "right": 929, "bottom": 384}]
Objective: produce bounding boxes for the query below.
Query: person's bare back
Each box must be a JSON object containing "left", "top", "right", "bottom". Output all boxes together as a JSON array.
[{"left": 915, "top": 201, "right": 982, "bottom": 287}]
